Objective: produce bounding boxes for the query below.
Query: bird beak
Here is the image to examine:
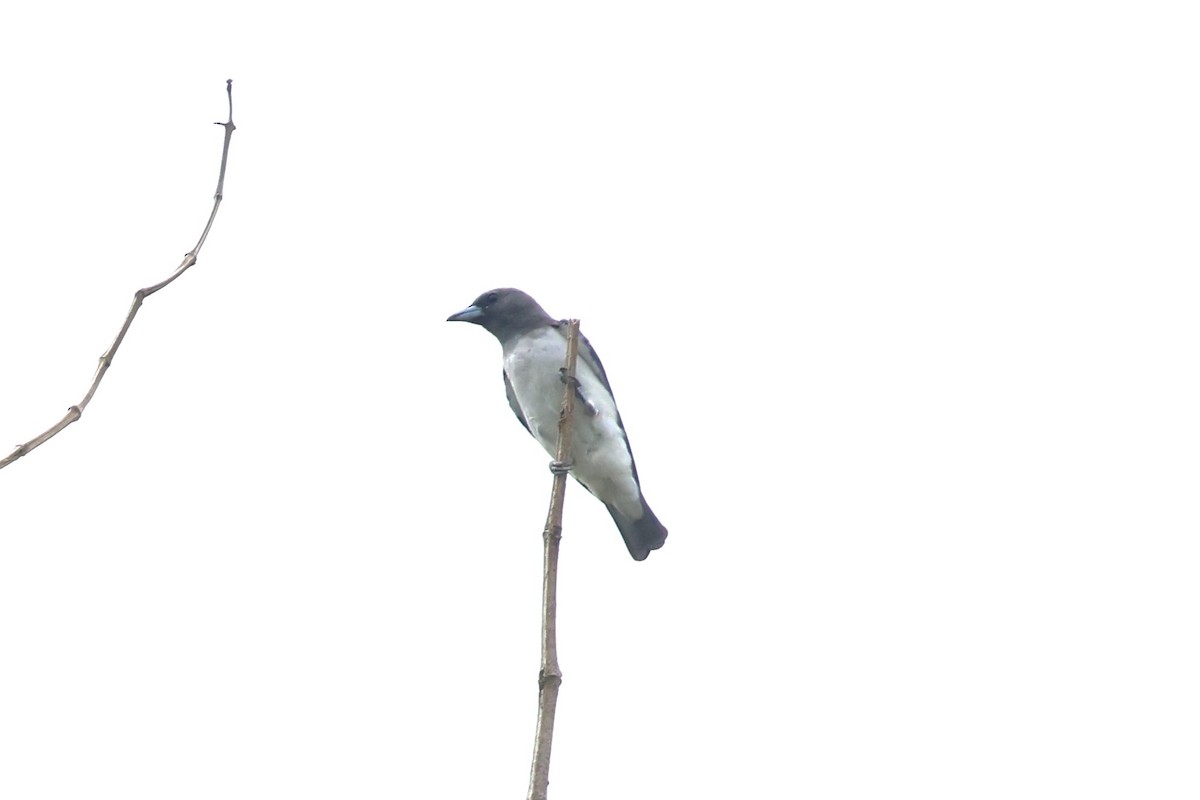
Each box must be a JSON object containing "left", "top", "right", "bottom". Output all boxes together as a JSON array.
[{"left": 446, "top": 305, "right": 484, "bottom": 323}]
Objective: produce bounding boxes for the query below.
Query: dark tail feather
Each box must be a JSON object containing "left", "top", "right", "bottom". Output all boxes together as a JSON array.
[{"left": 607, "top": 498, "right": 668, "bottom": 561}]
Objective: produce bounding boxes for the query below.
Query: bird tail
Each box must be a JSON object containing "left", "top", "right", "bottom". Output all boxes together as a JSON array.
[{"left": 607, "top": 497, "right": 668, "bottom": 561}]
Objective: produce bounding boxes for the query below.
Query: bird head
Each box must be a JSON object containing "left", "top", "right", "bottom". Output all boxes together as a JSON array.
[{"left": 447, "top": 288, "right": 554, "bottom": 341}]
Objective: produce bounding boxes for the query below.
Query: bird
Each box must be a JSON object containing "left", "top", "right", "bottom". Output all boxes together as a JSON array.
[{"left": 448, "top": 288, "right": 667, "bottom": 560}]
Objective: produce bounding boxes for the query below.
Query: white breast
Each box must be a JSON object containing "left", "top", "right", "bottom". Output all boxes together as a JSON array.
[{"left": 503, "top": 328, "right": 642, "bottom": 518}]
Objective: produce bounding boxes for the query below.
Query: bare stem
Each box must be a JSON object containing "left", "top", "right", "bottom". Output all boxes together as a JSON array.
[
  {"left": 527, "top": 319, "right": 581, "bottom": 800},
  {"left": 1, "top": 80, "right": 237, "bottom": 471}
]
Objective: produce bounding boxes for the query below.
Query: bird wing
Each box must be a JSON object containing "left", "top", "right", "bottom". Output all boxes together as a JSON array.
[{"left": 503, "top": 368, "right": 533, "bottom": 435}]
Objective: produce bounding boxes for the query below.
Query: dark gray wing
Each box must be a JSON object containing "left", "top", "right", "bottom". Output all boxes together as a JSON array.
[{"left": 503, "top": 368, "right": 533, "bottom": 435}]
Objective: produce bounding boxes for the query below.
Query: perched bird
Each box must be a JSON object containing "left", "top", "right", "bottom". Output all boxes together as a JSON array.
[{"left": 448, "top": 288, "right": 667, "bottom": 560}]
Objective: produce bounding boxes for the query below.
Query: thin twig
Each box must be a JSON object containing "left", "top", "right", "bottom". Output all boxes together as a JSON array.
[
  {"left": 1, "top": 80, "right": 237, "bottom": 471},
  {"left": 527, "top": 319, "right": 581, "bottom": 800}
]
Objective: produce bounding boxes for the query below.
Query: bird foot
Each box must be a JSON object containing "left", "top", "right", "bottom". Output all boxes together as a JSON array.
[
  {"left": 558, "top": 367, "right": 580, "bottom": 387},
  {"left": 549, "top": 459, "right": 573, "bottom": 475}
]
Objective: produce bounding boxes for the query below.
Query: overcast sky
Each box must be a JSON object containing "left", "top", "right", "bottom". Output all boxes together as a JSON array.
[{"left": 2, "top": 2, "right": 1197, "bottom": 798}]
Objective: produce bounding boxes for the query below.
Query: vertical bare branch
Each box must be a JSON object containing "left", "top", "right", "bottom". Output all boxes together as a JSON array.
[
  {"left": 527, "top": 319, "right": 581, "bottom": 800},
  {"left": 1, "top": 80, "right": 237, "bottom": 471}
]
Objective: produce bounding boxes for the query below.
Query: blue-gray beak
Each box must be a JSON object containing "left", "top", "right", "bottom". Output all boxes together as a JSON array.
[{"left": 447, "top": 305, "right": 484, "bottom": 323}]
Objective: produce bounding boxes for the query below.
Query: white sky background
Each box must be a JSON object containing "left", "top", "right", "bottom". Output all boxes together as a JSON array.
[{"left": 1, "top": 2, "right": 1197, "bottom": 798}]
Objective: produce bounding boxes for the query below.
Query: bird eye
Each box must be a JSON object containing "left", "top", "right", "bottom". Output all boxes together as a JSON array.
[{"left": 485, "top": 292, "right": 499, "bottom": 304}]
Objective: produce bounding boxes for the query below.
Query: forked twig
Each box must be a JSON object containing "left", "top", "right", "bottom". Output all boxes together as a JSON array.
[
  {"left": 527, "top": 319, "right": 581, "bottom": 800},
  {"left": 1, "top": 80, "right": 237, "bottom": 471}
]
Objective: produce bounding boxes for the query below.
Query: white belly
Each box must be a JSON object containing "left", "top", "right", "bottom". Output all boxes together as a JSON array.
[{"left": 503, "top": 329, "right": 642, "bottom": 518}]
